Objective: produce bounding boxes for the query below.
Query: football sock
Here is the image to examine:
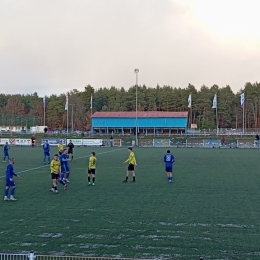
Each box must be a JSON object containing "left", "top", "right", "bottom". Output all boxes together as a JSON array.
[
  {"left": 10, "top": 187, "right": 15, "bottom": 195},
  {"left": 60, "top": 173, "right": 64, "bottom": 180},
  {"left": 88, "top": 176, "right": 90, "bottom": 182},
  {"left": 43, "top": 156, "right": 46, "bottom": 162},
  {"left": 66, "top": 173, "right": 70, "bottom": 179},
  {"left": 92, "top": 177, "right": 95, "bottom": 183},
  {"left": 4, "top": 189, "right": 8, "bottom": 196},
  {"left": 54, "top": 186, "right": 57, "bottom": 190},
  {"left": 72, "top": 155, "right": 73, "bottom": 160},
  {"left": 133, "top": 176, "right": 136, "bottom": 181},
  {"left": 126, "top": 176, "right": 128, "bottom": 181}
]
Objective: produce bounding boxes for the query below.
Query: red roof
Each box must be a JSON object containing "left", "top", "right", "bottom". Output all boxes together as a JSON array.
[{"left": 92, "top": 111, "right": 188, "bottom": 118}]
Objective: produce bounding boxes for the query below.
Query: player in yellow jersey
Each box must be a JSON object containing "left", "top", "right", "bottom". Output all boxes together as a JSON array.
[
  {"left": 122, "top": 147, "right": 137, "bottom": 183},
  {"left": 88, "top": 152, "right": 97, "bottom": 186},
  {"left": 58, "top": 140, "right": 64, "bottom": 155},
  {"left": 49, "top": 154, "right": 67, "bottom": 193}
]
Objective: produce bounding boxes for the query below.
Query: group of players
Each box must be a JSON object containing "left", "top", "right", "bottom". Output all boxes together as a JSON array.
[{"left": 3, "top": 138, "right": 175, "bottom": 200}]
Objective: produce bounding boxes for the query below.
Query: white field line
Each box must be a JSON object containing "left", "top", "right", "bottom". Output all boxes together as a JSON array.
[{"left": 0, "top": 148, "right": 125, "bottom": 179}]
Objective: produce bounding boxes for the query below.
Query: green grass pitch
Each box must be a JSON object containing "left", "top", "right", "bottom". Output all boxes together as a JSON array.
[{"left": 1, "top": 146, "right": 260, "bottom": 260}]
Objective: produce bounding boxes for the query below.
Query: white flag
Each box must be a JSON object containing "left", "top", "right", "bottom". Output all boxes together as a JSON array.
[
  {"left": 90, "top": 94, "right": 92, "bottom": 109},
  {"left": 240, "top": 93, "right": 245, "bottom": 108},
  {"left": 65, "top": 93, "right": 68, "bottom": 110},
  {"left": 188, "top": 94, "right": 192, "bottom": 108},
  {"left": 212, "top": 94, "right": 217, "bottom": 109}
]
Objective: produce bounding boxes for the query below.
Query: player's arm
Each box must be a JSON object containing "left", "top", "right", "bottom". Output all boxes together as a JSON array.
[
  {"left": 88, "top": 158, "right": 92, "bottom": 169},
  {"left": 133, "top": 155, "right": 137, "bottom": 166},
  {"left": 172, "top": 155, "right": 175, "bottom": 163},
  {"left": 123, "top": 155, "right": 130, "bottom": 164},
  {"left": 13, "top": 172, "right": 20, "bottom": 178}
]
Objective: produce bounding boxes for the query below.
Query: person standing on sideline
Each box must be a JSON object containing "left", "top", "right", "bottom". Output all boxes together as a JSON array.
[
  {"left": 67, "top": 140, "right": 74, "bottom": 160},
  {"left": 4, "top": 158, "right": 20, "bottom": 201},
  {"left": 50, "top": 154, "right": 67, "bottom": 193},
  {"left": 43, "top": 140, "right": 51, "bottom": 164},
  {"left": 60, "top": 149, "right": 70, "bottom": 183},
  {"left": 122, "top": 147, "right": 137, "bottom": 183},
  {"left": 221, "top": 135, "right": 226, "bottom": 146},
  {"left": 164, "top": 150, "right": 175, "bottom": 183},
  {"left": 110, "top": 135, "right": 113, "bottom": 147},
  {"left": 88, "top": 152, "right": 97, "bottom": 186},
  {"left": 256, "top": 134, "right": 260, "bottom": 148},
  {"left": 3, "top": 142, "right": 10, "bottom": 162},
  {"left": 31, "top": 135, "right": 36, "bottom": 147}
]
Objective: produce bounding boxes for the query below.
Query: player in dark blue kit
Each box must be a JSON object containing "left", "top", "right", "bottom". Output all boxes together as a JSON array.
[
  {"left": 164, "top": 150, "right": 175, "bottom": 183},
  {"left": 43, "top": 140, "right": 51, "bottom": 164},
  {"left": 4, "top": 158, "right": 20, "bottom": 201},
  {"left": 3, "top": 142, "right": 10, "bottom": 162},
  {"left": 60, "top": 149, "right": 70, "bottom": 183}
]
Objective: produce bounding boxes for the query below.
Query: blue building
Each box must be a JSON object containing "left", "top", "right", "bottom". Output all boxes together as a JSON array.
[{"left": 91, "top": 111, "right": 188, "bottom": 135}]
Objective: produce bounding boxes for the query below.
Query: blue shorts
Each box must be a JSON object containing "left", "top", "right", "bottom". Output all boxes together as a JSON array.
[
  {"left": 61, "top": 164, "right": 70, "bottom": 173},
  {"left": 6, "top": 180, "right": 15, "bottom": 187},
  {"left": 44, "top": 151, "right": 50, "bottom": 156},
  {"left": 165, "top": 167, "right": 172, "bottom": 173},
  {"left": 4, "top": 152, "right": 9, "bottom": 156}
]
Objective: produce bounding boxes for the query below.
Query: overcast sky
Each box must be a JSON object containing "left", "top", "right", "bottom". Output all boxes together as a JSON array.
[{"left": 0, "top": 0, "right": 260, "bottom": 97}]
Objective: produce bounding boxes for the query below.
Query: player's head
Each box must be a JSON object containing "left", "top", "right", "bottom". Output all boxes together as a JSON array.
[
  {"left": 45, "top": 140, "right": 48, "bottom": 142},
  {"left": 5, "top": 142, "right": 8, "bottom": 145},
  {"left": 59, "top": 140, "right": 63, "bottom": 143},
  {"left": 10, "top": 158, "right": 15, "bottom": 164},
  {"left": 54, "top": 154, "right": 59, "bottom": 160},
  {"left": 128, "top": 147, "right": 132, "bottom": 151},
  {"left": 63, "top": 149, "right": 68, "bottom": 154},
  {"left": 167, "top": 150, "right": 170, "bottom": 153},
  {"left": 69, "top": 140, "right": 72, "bottom": 142},
  {"left": 91, "top": 152, "right": 95, "bottom": 156}
]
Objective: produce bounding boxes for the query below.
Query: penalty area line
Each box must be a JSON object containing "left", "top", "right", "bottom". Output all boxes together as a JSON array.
[{"left": 0, "top": 148, "right": 125, "bottom": 179}]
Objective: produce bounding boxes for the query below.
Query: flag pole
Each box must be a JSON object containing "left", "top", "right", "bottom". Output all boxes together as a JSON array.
[
  {"left": 216, "top": 94, "right": 218, "bottom": 135},
  {"left": 243, "top": 105, "right": 245, "bottom": 135},
  {"left": 44, "top": 96, "right": 46, "bottom": 127},
  {"left": 190, "top": 98, "right": 192, "bottom": 128},
  {"left": 43, "top": 96, "right": 46, "bottom": 127}
]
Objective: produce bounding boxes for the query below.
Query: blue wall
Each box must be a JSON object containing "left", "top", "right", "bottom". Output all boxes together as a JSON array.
[{"left": 92, "top": 117, "right": 188, "bottom": 128}]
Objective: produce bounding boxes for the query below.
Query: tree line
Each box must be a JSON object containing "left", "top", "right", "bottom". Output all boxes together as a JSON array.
[{"left": 0, "top": 82, "right": 259, "bottom": 130}]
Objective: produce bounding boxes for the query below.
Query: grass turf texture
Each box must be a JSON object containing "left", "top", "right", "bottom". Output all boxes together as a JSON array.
[{"left": 1, "top": 147, "right": 260, "bottom": 260}]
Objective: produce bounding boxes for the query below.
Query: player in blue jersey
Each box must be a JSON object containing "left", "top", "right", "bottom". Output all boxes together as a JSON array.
[
  {"left": 4, "top": 158, "right": 20, "bottom": 201},
  {"left": 164, "top": 150, "right": 174, "bottom": 183},
  {"left": 3, "top": 142, "right": 10, "bottom": 162},
  {"left": 59, "top": 149, "right": 70, "bottom": 183},
  {"left": 43, "top": 140, "right": 51, "bottom": 164}
]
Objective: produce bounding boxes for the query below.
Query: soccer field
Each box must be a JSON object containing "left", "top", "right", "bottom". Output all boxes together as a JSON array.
[{"left": 1, "top": 146, "right": 260, "bottom": 260}]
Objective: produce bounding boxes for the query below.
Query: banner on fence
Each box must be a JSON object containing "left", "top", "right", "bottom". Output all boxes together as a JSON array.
[
  {"left": 15, "top": 139, "right": 31, "bottom": 146},
  {"left": 41, "top": 138, "right": 66, "bottom": 146},
  {"left": 154, "top": 139, "right": 169, "bottom": 147},
  {"left": 0, "top": 138, "right": 11, "bottom": 145},
  {"left": 237, "top": 139, "right": 254, "bottom": 148},
  {"left": 82, "top": 139, "right": 103, "bottom": 146},
  {"left": 66, "top": 139, "right": 83, "bottom": 146}
]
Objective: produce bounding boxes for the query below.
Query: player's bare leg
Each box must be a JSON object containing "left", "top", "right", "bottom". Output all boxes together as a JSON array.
[
  {"left": 131, "top": 171, "right": 136, "bottom": 183},
  {"left": 123, "top": 171, "right": 129, "bottom": 183}
]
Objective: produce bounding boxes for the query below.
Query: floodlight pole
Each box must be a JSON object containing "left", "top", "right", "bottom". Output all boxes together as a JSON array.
[{"left": 134, "top": 69, "right": 139, "bottom": 146}]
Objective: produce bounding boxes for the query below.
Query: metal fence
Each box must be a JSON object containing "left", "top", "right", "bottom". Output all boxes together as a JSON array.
[
  {"left": 0, "top": 252, "right": 207, "bottom": 260},
  {"left": 0, "top": 252, "right": 155, "bottom": 260}
]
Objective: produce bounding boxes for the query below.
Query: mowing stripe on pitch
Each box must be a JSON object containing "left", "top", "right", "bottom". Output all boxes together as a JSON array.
[{"left": 0, "top": 148, "right": 125, "bottom": 179}]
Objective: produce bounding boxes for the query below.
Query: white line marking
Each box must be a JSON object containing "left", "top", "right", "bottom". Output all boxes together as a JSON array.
[{"left": 0, "top": 148, "right": 125, "bottom": 179}]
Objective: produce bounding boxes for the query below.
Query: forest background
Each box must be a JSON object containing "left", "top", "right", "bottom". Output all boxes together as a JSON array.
[{"left": 0, "top": 82, "right": 259, "bottom": 131}]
